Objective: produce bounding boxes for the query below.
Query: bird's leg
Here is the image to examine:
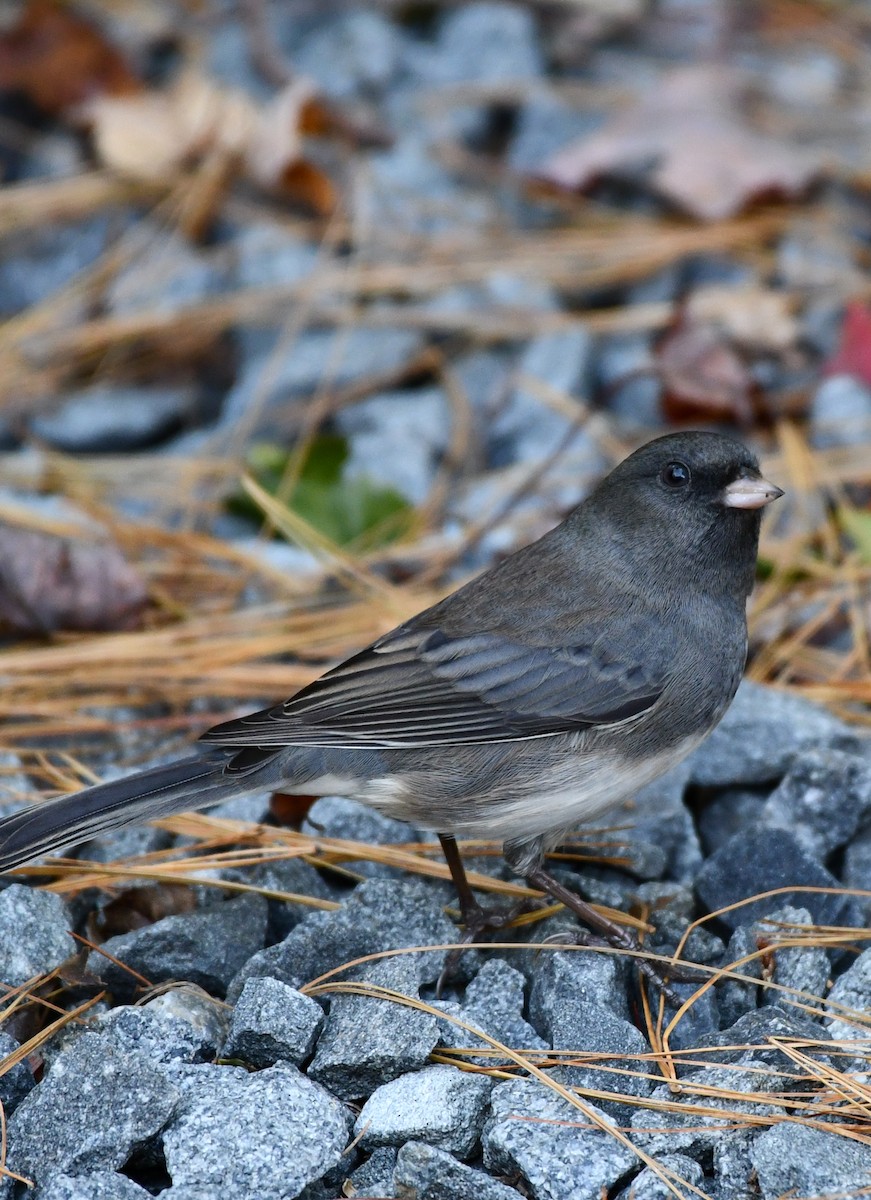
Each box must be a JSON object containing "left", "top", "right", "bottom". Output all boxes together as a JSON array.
[
  {"left": 436, "top": 833, "right": 537, "bottom": 996},
  {"left": 438, "top": 832, "right": 526, "bottom": 937},
  {"left": 523, "top": 860, "right": 707, "bottom": 1003}
]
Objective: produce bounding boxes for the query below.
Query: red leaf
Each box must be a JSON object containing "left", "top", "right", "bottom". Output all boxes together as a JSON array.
[
  {"left": 0, "top": 0, "right": 140, "bottom": 116},
  {"left": 822, "top": 301, "right": 871, "bottom": 387}
]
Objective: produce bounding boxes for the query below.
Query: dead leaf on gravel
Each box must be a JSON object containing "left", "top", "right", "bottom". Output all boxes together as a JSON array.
[
  {"left": 537, "top": 64, "right": 821, "bottom": 221},
  {"left": 0, "top": 0, "right": 140, "bottom": 115},
  {"left": 687, "top": 286, "right": 800, "bottom": 352},
  {"left": 657, "top": 314, "right": 755, "bottom": 424},
  {"left": 84, "top": 71, "right": 336, "bottom": 214},
  {"left": 0, "top": 524, "right": 147, "bottom": 636}
]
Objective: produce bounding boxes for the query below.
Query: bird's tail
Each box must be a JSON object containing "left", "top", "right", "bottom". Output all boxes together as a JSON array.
[{"left": 0, "top": 757, "right": 243, "bottom": 871}]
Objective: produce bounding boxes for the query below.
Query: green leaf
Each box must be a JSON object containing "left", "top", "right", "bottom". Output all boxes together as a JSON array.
[
  {"left": 227, "top": 435, "right": 413, "bottom": 548},
  {"left": 840, "top": 505, "right": 871, "bottom": 564}
]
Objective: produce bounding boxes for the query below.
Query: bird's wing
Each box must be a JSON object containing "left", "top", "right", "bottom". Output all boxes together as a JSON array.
[{"left": 201, "top": 615, "right": 671, "bottom": 750}]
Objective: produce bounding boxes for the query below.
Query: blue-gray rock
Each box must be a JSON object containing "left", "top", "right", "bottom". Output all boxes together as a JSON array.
[
  {"left": 529, "top": 945, "right": 631, "bottom": 1031},
  {"left": 697, "top": 789, "right": 766, "bottom": 856},
  {"left": 106, "top": 231, "right": 227, "bottom": 316},
  {"left": 752, "top": 905, "right": 830, "bottom": 1005},
  {"left": 686, "top": 681, "right": 853, "bottom": 787},
  {"left": 339, "top": 387, "right": 450, "bottom": 505},
  {"left": 695, "top": 1006, "right": 832, "bottom": 1073},
  {"left": 222, "top": 977, "right": 323, "bottom": 1067},
  {"left": 619, "top": 761, "right": 703, "bottom": 883},
  {"left": 355, "top": 1064, "right": 493, "bottom": 1157},
  {"left": 712, "top": 1130, "right": 756, "bottom": 1200},
  {"left": 760, "top": 747, "right": 871, "bottom": 859},
  {"left": 456, "top": 958, "right": 547, "bottom": 1060},
  {"left": 432, "top": 2, "right": 543, "bottom": 86},
  {"left": 635, "top": 882, "right": 725, "bottom": 966},
  {"left": 294, "top": 11, "right": 400, "bottom": 98},
  {"left": 843, "top": 824, "right": 871, "bottom": 918},
  {"left": 394, "top": 1141, "right": 522, "bottom": 1200},
  {"left": 31, "top": 385, "right": 195, "bottom": 454},
  {"left": 490, "top": 329, "right": 597, "bottom": 468},
  {"left": 809, "top": 374, "right": 871, "bottom": 450},
  {"left": 0, "top": 1030, "right": 34, "bottom": 1115},
  {"left": 224, "top": 853, "right": 337, "bottom": 943},
  {"left": 483, "top": 1078, "right": 636, "bottom": 1200},
  {"left": 750, "top": 1123, "right": 871, "bottom": 1200},
  {"left": 92, "top": 988, "right": 228, "bottom": 1065},
  {"left": 694, "top": 827, "right": 858, "bottom": 932},
  {"left": 228, "top": 877, "right": 456, "bottom": 1002},
  {"left": 615, "top": 1154, "right": 703, "bottom": 1200},
  {"left": 233, "top": 223, "right": 320, "bottom": 290},
  {"left": 596, "top": 333, "right": 661, "bottom": 430},
  {"left": 308, "top": 955, "right": 440, "bottom": 1101},
  {"left": 357, "top": 137, "right": 494, "bottom": 236},
  {"left": 825, "top": 946, "right": 871, "bottom": 1042},
  {"left": 510, "top": 90, "right": 598, "bottom": 174},
  {"left": 0, "top": 885, "right": 73, "bottom": 987},
  {"left": 529, "top": 950, "right": 651, "bottom": 1120},
  {"left": 161, "top": 1062, "right": 351, "bottom": 1198},
  {"left": 33, "top": 1172, "right": 152, "bottom": 1200},
  {"left": 227, "top": 327, "right": 423, "bottom": 423},
  {"left": 347, "top": 1147, "right": 398, "bottom": 1199},
  {"left": 0, "top": 217, "right": 112, "bottom": 317},
  {"left": 632, "top": 1059, "right": 786, "bottom": 1158},
  {"left": 4, "top": 1035, "right": 178, "bottom": 1182},
  {"left": 86, "top": 893, "right": 268, "bottom": 1000}
]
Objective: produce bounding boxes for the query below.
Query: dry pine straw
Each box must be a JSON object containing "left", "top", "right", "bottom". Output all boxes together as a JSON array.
[{"left": 0, "top": 178, "right": 870, "bottom": 1197}]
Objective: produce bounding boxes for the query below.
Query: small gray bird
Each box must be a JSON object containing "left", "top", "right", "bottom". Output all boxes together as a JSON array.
[{"left": 0, "top": 431, "right": 781, "bottom": 980}]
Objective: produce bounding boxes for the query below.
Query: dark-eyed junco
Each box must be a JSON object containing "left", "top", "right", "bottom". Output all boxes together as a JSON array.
[{"left": 0, "top": 431, "right": 781, "bottom": 984}]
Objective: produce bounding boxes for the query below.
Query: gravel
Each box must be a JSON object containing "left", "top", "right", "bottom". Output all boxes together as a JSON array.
[
  {"left": 686, "top": 680, "right": 854, "bottom": 786},
  {"left": 222, "top": 977, "right": 323, "bottom": 1067},
  {"left": 0, "top": 885, "right": 73, "bottom": 987},
  {"left": 160, "top": 1062, "right": 352, "bottom": 1198},
  {"left": 483, "top": 1079, "right": 636, "bottom": 1200},
  {"left": 750, "top": 1123, "right": 871, "bottom": 1199},
  {"left": 355, "top": 1064, "right": 493, "bottom": 1156},
  {"left": 3, "top": 1035, "right": 179, "bottom": 1184},
  {"left": 4, "top": 6, "right": 871, "bottom": 1199},
  {"left": 308, "top": 954, "right": 441, "bottom": 1100},
  {"left": 86, "top": 893, "right": 269, "bottom": 1000},
  {"left": 32, "top": 1174, "right": 154, "bottom": 1200},
  {"left": 394, "top": 1141, "right": 523, "bottom": 1200},
  {"left": 694, "top": 826, "right": 859, "bottom": 931}
]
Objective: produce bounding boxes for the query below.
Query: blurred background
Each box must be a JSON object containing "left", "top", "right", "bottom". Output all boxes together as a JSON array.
[{"left": 0, "top": 0, "right": 869, "bottom": 790}]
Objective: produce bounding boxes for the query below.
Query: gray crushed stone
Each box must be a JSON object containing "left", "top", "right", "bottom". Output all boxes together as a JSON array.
[
  {"left": 483, "top": 1078, "right": 636, "bottom": 1200},
  {"left": 222, "top": 976, "right": 323, "bottom": 1067},
  {"left": 394, "top": 1141, "right": 523, "bottom": 1200},
  {"left": 0, "top": 885, "right": 73, "bottom": 987},
  {"left": 355, "top": 1064, "right": 493, "bottom": 1157},
  {"left": 160, "top": 1062, "right": 351, "bottom": 1199},
  {"left": 86, "top": 893, "right": 268, "bottom": 1000}
]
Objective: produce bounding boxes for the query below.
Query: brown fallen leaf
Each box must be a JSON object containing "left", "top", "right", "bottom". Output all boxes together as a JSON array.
[
  {"left": 83, "top": 70, "right": 336, "bottom": 215},
  {"left": 656, "top": 313, "right": 755, "bottom": 425},
  {"left": 0, "top": 524, "right": 147, "bottom": 636},
  {"left": 0, "top": 0, "right": 140, "bottom": 115},
  {"left": 537, "top": 64, "right": 821, "bottom": 221}
]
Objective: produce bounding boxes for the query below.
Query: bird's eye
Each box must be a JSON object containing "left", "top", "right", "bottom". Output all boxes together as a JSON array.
[{"left": 660, "top": 461, "right": 691, "bottom": 488}]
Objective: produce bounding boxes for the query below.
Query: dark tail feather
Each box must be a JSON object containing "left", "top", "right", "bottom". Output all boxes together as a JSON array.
[{"left": 0, "top": 757, "right": 241, "bottom": 871}]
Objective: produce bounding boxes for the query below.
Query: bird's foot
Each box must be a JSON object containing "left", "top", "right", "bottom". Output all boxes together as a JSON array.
[
  {"left": 525, "top": 864, "right": 708, "bottom": 1008},
  {"left": 436, "top": 895, "right": 538, "bottom": 997}
]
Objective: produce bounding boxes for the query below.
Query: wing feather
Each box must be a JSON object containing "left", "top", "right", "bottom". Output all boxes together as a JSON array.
[{"left": 202, "top": 614, "right": 670, "bottom": 750}]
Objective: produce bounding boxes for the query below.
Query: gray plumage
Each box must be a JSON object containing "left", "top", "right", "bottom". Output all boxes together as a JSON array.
[{"left": 0, "top": 431, "right": 781, "bottom": 873}]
